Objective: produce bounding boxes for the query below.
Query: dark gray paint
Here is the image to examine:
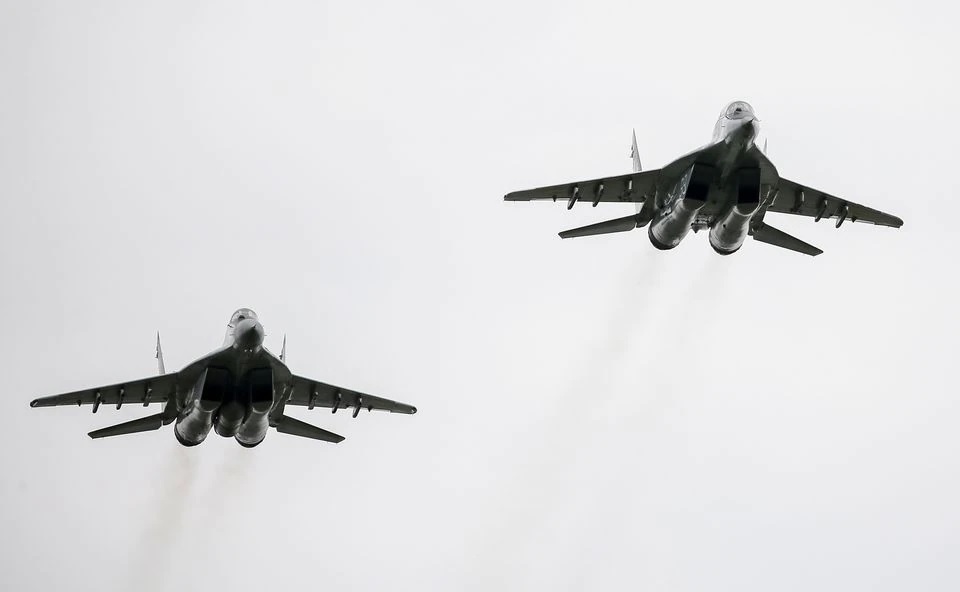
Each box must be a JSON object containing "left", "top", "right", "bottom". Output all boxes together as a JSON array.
[
  {"left": 505, "top": 101, "right": 903, "bottom": 256},
  {"left": 30, "top": 309, "right": 416, "bottom": 446}
]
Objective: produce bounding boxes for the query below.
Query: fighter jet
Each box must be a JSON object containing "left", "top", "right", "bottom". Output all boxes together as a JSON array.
[
  {"left": 29, "top": 308, "right": 417, "bottom": 446},
  {"left": 505, "top": 101, "right": 902, "bottom": 256}
]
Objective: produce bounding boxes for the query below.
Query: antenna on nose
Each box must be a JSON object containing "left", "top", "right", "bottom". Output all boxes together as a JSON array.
[{"left": 280, "top": 334, "right": 287, "bottom": 362}]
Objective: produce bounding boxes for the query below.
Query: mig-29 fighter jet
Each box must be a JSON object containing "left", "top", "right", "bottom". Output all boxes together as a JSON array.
[
  {"left": 30, "top": 309, "right": 416, "bottom": 447},
  {"left": 505, "top": 101, "right": 902, "bottom": 256}
]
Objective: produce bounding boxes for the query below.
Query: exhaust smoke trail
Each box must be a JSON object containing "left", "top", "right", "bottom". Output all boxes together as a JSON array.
[
  {"left": 125, "top": 445, "right": 200, "bottom": 592},
  {"left": 464, "top": 247, "right": 677, "bottom": 585},
  {"left": 189, "top": 446, "right": 260, "bottom": 567},
  {"left": 123, "top": 445, "right": 259, "bottom": 592},
  {"left": 466, "top": 245, "right": 737, "bottom": 588}
]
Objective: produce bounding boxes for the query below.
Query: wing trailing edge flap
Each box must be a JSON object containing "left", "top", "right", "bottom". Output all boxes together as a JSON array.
[
  {"left": 88, "top": 413, "right": 165, "bottom": 439},
  {"left": 751, "top": 223, "right": 823, "bottom": 256},
  {"left": 559, "top": 213, "right": 646, "bottom": 239},
  {"left": 273, "top": 414, "right": 345, "bottom": 444}
]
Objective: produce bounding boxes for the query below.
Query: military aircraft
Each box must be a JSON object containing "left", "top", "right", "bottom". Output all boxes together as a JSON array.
[
  {"left": 505, "top": 101, "right": 902, "bottom": 256},
  {"left": 29, "top": 309, "right": 417, "bottom": 446}
]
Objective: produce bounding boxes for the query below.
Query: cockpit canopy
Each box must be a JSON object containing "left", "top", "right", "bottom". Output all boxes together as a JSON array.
[
  {"left": 723, "top": 101, "right": 756, "bottom": 120},
  {"left": 229, "top": 308, "right": 259, "bottom": 326}
]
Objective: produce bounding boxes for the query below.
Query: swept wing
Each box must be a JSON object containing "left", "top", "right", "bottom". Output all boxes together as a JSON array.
[
  {"left": 30, "top": 373, "right": 177, "bottom": 410},
  {"left": 505, "top": 170, "right": 660, "bottom": 206},
  {"left": 284, "top": 375, "right": 416, "bottom": 417},
  {"left": 766, "top": 177, "right": 903, "bottom": 228}
]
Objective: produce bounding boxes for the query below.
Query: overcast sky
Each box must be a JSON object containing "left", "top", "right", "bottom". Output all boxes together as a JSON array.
[{"left": 1, "top": 1, "right": 957, "bottom": 590}]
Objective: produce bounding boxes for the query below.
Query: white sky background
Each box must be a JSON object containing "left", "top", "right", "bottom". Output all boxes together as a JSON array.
[{"left": 0, "top": 1, "right": 957, "bottom": 590}]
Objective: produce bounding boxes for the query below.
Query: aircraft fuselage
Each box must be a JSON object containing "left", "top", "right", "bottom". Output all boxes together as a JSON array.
[
  {"left": 172, "top": 309, "right": 291, "bottom": 447},
  {"left": 648, "top": 102, "right": 768, "bottom": 254}
]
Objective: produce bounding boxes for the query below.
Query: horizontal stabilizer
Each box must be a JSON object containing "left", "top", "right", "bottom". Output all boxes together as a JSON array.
[
  {"left": 751, "top": 223, "right": 823, "bottom": 256},
  {"left": 274, "top": 415, "right": 345, "bottom": 443},
  {"left": 559, "top": 214, "right": 641, "bottom": 239},
  {"left": 88, "top": 413, "right": 165, "bottom": 439}
]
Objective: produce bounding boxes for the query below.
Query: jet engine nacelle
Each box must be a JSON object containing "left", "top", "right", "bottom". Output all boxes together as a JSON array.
[
  {"left": 649, "top": 163, "right": 714, "bottom": 250},
  {"left": 236, "top": 368, "right": 274, "bottom": 448},
  {"left": 214, "top": 399, "right": 244, "bottom": 438},
  {"left": 175, "top": 367, "right": 232, "bottom": 447},
  {"left": 709, "top": 168, "right": 761, "bottom": 255}
]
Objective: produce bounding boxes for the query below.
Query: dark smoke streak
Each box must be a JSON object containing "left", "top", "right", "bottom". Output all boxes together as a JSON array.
[{"left": 125, "top": 446, "right": 199, "bottom": 592}]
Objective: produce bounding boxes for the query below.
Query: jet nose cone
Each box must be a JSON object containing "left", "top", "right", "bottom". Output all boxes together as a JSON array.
[{"left": 235, "top": 319, "right": 265, "bottom": 349}]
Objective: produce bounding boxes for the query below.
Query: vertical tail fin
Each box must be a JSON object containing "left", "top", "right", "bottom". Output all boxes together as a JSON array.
[
  {"left": 631, "top": 129, "right": 654, "bottom": 218},
  {"left": 630, "top": 129, "right": 642, "bottom": 173},
  {"left": 156, "top": 332, "right": 166, "bottom": 375}
]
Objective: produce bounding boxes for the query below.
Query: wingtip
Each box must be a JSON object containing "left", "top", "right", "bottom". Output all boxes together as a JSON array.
[{"left": 29, "top": 399, "right": 39, "bottom": 408}]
